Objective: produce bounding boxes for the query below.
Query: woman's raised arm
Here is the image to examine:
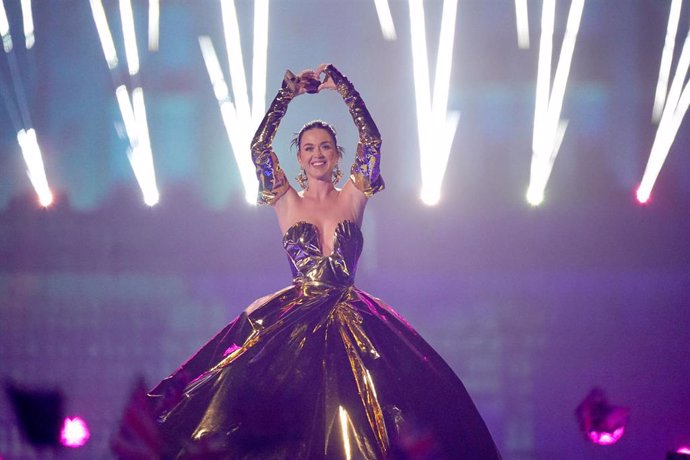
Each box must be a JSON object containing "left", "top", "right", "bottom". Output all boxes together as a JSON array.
[
  {"left": 250, "top": 75, "right": 295, "bottom": 206},
  {"left": 319, "top": 64, "right": 384, "bottom": 198}
]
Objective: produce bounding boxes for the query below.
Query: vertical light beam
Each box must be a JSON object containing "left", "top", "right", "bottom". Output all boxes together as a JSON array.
[
  {"left": 410, "top": 0, "right": 460, "bottom": 206},
  {"left": 638, "top": 28, "right": 690, "bottom": 203},
  {"left": 119, "top": 0, "right": 140, "bottom": 76},
  {"left": 515, "top": 0, "right": 530, "bottom": 49},
  {"left": 652, "top": 0, "right": 682, "bottom": 123},
  {"left": 20, "top": 0, "right": 34, "bottom": 49},
  {"left": 220, "top": 0, "right": 250, "bottom": 123},
  {"left": 148, "top": 0, "right": 159, "bottom": 51},
  {"left": 0, "top": 0, "right": 13, "bottom": 53},
  {"left": 251, "top": 0, "right": 269, "bottom": 126},
  {"left": 115, "top": 85, "right": 159, "bottom": 206},
  {"left": 131, "top": 87, "right": 159, "bottom": 206},
  {"left": 17, "top": 128, "right": 53, "bottom": 207},
  {"left": 89, "top": 0, "right": 118, "bottom": 69},
  {"left": 200, "top": 0, "right": 268, "bottom": 205},
  {"left": 199, "top": 36, "right": 231, "bottom": 102},
  {"left": 374, "top": 0, "right": 397, "bottom": 40},
  {"left": 527, "top": 0, "right": 585, "bottom": 206}
]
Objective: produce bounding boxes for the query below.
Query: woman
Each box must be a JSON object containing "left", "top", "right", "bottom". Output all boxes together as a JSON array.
[{"left": 147, "top": 64, "right": 501, "bottom": 459}]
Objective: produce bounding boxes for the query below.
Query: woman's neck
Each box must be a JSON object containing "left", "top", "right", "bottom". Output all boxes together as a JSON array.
[{"left": 302, "top": 179, "right": 337, "bottom": 200}]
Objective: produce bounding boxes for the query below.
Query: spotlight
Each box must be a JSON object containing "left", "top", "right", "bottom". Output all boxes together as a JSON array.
[
  {"left": 636, "top": 186, "right": 650, "bottom": 204},
  {"left": 60, "top": 416, "right": 90, "bottom": 448},
  {"left": 575, "top": 387, "right": 630, "bottom": 446}
]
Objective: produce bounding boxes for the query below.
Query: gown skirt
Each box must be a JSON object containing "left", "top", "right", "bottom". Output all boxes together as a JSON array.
[{"left": 147, "top": 221, "right": 502, "bottom": 459}]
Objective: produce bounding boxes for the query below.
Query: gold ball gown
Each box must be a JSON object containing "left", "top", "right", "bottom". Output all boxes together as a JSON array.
[{"left": 147, "top": 219, "right": 501, "bottom": 459}]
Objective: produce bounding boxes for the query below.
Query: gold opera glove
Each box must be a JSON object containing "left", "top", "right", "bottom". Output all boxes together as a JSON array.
[
  {"left": 324, "top": 64, "right": 385, "bottom": 197},
  {"left": 250, "top": 73, "right": 295, "bottom": 205}
]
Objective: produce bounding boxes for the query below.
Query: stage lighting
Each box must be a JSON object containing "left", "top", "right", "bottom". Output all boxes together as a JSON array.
[
  {"left": 410, "top": 0, "right": 460, "bottom": 206},
  {"left": 528, "top": 0, "right": 584, "bottom": 206},
  {"left": 636, "top": 186, "right": 650, "bottom": 204},
  {"left": 575, "top": 387, "right": 629, "bottom": 446},
  {"left": 60, "top": 416, "right": 90, "bottom": 448}
]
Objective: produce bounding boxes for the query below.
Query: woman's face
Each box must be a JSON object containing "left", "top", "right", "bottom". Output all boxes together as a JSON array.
[{"left": 297, "top": 127, "right": 339, "bottom": 182}]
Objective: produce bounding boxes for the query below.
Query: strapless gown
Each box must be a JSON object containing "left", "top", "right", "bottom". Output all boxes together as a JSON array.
[{"left": 148, "top": 220, "right": 501, "bottom": 459}]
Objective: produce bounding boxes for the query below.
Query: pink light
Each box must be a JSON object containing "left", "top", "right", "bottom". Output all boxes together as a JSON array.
[
  {"left": 678, "top": 446, "right": 690, "bottom": 454},
  {"left": 587, "top": 427, "right": 625, "bottom": 446},
  {"left": 60, "top": 416, "right": 90, "bottom": 448}
]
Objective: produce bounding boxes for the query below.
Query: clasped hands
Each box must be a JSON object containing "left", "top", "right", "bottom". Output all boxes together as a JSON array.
[{"left": 284, "top": 63, "right": 336, "bottom": 96}]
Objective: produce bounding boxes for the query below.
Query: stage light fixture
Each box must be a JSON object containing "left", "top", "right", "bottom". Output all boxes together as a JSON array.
[
  {"left": 60, "top": 417, "right": 90, "bottom": 448},
  {"left": 575, "top": 387, "right": 629, "bottom": 447}
]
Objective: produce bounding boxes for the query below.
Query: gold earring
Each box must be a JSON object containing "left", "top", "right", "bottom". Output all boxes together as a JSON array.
[
  {"left": 332, "top": 164, "right": 343, "bottom": 185},
  {"left": 296, "top": 169, "right": 308, "bottom": 189}
]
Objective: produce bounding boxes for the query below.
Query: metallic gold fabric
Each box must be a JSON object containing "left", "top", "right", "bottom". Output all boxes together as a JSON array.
[
  {"left": 250, "top": 79, "right": 293, "bottom": 206},
  {"left": 324, "top": 65, "right": 385, "bottom": 197},
  {"left": 148, "top": 221, "right": 501, "bottom": 459}
]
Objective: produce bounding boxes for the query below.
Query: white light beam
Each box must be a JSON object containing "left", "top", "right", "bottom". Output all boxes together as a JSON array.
[
  {"left": 89, "top": 0, "right": 118, "bottom": 69},
  {"left": 17, "top": 128, "right": 53, "bottom": 207},
  {"left": 652, "top": 0, "right": 682, "bottom": 123},
  {"left": 200, "top": 0, "right": 269, "bottom": 205},
  {"left": 638, "top": 29, "right": 690, "bottom": 203},
  {"left": 410, "top": 0, "right": 460, "bottom": 206},
  {"left": 374, "top": 0, "right": 397, "bottom": 40},
  {"left": 220, "top": 0, "right": 251, "bottom": 123},
  {"left": 20, "top": 0, "right": 34, "bottom": 49},
  {"left": 251, "top": 0, "right": 268, "bottom": 126},
  {"left": 528, "top": 0, "right": 585, "bottom": 206},
  {"left": 148, "top": 0, "right": 159, "bottom": 51},
  {"left": 119, "top": 0, "right": 140, "bottom": 76},
  {"left": 115, "top": 85, "right": 159, "bottom": 206},
  {"left": 515, "top": 0, "right": 530, "bottom": 49},
  {"left": 0, "top": 0, "right": 13, "bottom": 53}
]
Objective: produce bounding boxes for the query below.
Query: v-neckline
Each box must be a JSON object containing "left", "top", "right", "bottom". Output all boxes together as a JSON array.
[{"left": 284, "top": 220, "right": 354, "bottom": 257}]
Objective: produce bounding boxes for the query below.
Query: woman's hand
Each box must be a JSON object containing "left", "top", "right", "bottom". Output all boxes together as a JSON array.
[
  {"left": 316, "top": 63, "right": 337, "bottom": 92},
  {"left": 284, "top": 68, "right": 321, "bottom": 96}
]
